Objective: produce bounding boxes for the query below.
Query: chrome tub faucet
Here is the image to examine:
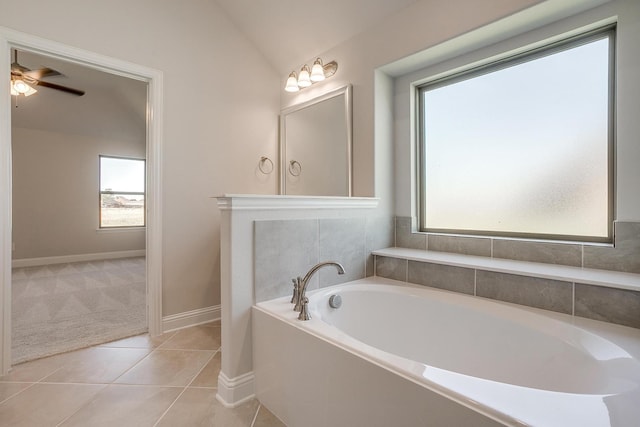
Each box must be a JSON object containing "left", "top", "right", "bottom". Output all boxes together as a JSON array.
[{"left": 292, "top": 261, "right": 345, "bottom": 320}]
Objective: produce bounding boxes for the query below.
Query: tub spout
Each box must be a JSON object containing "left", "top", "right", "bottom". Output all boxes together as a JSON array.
[{"left": 293, "top": 261, "right": 345, "bottom": 320}]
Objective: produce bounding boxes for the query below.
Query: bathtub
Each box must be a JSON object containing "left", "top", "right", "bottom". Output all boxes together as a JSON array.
[{"left": 252, "top": 277, "right": 640, "bottom": 427}]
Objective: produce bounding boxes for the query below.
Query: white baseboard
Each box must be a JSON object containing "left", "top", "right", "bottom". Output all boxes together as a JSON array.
[
  {"left": 162, "top": 305, "right": 221, "bottom": 333},
  {"left": 12, "top": 249, "right": 146, "bottom": 268},
  {"left": 216, "top": 371, "right": 255, "bottom": 408}
]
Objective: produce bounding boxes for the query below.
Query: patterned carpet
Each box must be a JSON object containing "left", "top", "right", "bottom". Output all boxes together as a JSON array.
[{"left": 11, "top": 257, "right": 147, "bottom": 364}]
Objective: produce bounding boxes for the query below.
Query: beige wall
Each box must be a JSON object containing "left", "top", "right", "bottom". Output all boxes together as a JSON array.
[
  {"left": 279, "top": 0, "right": 542, "bottom": 216},
  {"left": 12, "top": 127, "right": 146, "bottom": 259},
  {"left": 1, "top": 0, "right": 281, "bottom": 316}
]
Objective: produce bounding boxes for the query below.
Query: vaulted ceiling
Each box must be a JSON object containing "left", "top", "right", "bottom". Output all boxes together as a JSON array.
[
  {"left": 9, "top": 0, "right": 422, "bottom": 136},
  {"left": 214, "top": 0, "right": 420, "bottom": 73}
]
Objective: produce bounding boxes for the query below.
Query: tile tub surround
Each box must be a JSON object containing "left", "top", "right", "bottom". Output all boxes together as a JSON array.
[
  {"left": 395, "top": 217, "right": 640, "bottom": 273},
  {"left": 374, "top": 248, "right": 640, "bottom": 329},
  {"left": 254, "top": 215, "right": 393, "bottom": 302},
  {"left": 0, "top": 322, "right": 284, "bottom": 427}
]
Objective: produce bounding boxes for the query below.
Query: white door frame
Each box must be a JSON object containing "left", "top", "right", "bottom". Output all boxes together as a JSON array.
[{"left": 0, "top": 27, "right": 163, "bottom": 375}]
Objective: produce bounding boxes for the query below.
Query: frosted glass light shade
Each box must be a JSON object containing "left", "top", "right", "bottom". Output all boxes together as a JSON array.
[
  {"left": 285, "top": 72, "right": 299, "bottom": 92},
  {"left": 297, "top": 66, "right": 311, "bottom": 88},
  {"left": 310, "top": 59, "right": 325, "bottom": 82},
  {"left": 11, "top": 79, "right": 37, "bottom": 96}
]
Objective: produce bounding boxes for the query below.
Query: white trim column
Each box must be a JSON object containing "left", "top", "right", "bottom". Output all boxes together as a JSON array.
[{"left": 216, "top": 195, "right": 378, "bottom": 407}]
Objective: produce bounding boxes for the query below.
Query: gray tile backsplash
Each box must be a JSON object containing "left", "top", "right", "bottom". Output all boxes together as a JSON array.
[
  {"left": 375, "top": 256, "right": 407, "bottom": 282},
  {"left": 254, "top": 215, "right": 393, "bottom": 302},
  {"left": 492, "top": 239, "right": 582, "bottom": 267},
  {"left": 575, "top": 283, "right": 640, "bottom": 329},
  {"left": 407, "top": 261, "right": 474, "bottom": 295},
  {"left": 319, "top": 218, "right": 366, "bottom": 286},
  {"left": 428, "top": 234, "right": 491, "bottom": 257},
  {"left": 583, "top": 221, "right": 640, "bottom": 273},
  {"left": 254, "top": 219, "right": 318, "bottom": 302},
  {"left": 395, "top": 217, "right": 426, "bottom": 250},
  {"left": 476, "top": 271, "right": 573, "bottom": 315},
  {"left": 365, "top": 216, "right": 395, "bottom": 277},
  {"left": 383, "top": 218, "right": 640, "bottom": 329}
]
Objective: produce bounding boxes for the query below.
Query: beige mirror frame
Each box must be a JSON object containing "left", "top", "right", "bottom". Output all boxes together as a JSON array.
[{"left": 279, "top": 84, "right": 352, "bottom": 196}]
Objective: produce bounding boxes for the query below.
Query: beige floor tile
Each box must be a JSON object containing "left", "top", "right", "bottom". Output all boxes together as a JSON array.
[
  {"left": 42, "top": 347, "right": 150, "bottom": 384},
  {"left": 156, "top": 387, "right": 259, "bottom": 427},
  {"left": 159, "top": 325, "right": 221, "bottom": 351},
  {"left": 253, "top": 404, "right": 287, "bottom": 427},
  {"left": 115, "top": 349, "right": 213, "bottom": 386},
  {"left": 0, "top": 382, "right": 32, "bottom": 404},
  {"left": 0, "top": 383, "right": 104, "bottom": 427},
  {"left": 59, "top": 384, "right": 182, "bottom": 427},
  {"left": 1, "top": 353, "right": 69, "bottom": 382},
  {"left": 191, "top": 350, "right": 221, "bottom": 387},
  {"left": 201, "top": 320, "right": 221, "bottom": 327},
  {"left": 99, "top": 331, "right": 177, "bottom": 349}
]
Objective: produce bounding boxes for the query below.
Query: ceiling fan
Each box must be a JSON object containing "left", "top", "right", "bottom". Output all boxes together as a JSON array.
[{"left": 10, "top": 50, "right": 85, "bottom": 97}]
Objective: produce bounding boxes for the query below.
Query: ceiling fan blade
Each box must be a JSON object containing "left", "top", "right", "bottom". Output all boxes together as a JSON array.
[
  {"left": 34, "top": 80, "right": 85, "bottom": 96},
  {"left": 24, "top": 67, "right": 61, "bottom": 80}
]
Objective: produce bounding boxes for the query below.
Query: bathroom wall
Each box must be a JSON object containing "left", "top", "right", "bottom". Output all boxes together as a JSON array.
[
  {"left": 279, "top": 0, "right": 543, "bottom": 214},
  {"left": 0, "top": 0, "right": 281, "bottom": 317},
  {"left": 12, "top": 127, "right": 146, "bottom": 260}
]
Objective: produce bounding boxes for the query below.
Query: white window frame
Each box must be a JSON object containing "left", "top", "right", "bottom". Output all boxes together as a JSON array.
[{"left": 99, "top": 155, "right": 146, "bottom": 229}]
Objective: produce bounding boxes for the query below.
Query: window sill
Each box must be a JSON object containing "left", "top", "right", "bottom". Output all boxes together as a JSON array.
[
  {"left": 373, "top": 247, "right": 640, "bottom": 292},
  {"left": 96, "top": 227, "right": 146, "bottom": 233}
]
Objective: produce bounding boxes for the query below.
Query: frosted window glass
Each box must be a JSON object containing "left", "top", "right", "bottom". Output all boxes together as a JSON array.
[{"left": 421, "top": 36, "right": 611, "bottom": 240}]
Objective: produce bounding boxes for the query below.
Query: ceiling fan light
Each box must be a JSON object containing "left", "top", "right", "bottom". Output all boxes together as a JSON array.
[
  {"left": 13, "top": 79, "right": 31, "bottom": 94},
  {"left": 285, "top": 72, "right": 299, "bottom": 92},
  {"left": 297, "top": 65, "right": 311, "bottom": 88},
  {"left": 10, "top": 82, "right": 19, "bottom": 96},
  {"left": 24, "top": 85, "right": 38, "bottom": 96},
  {"left": 310, "top": 58, "right": 325, "bottom": 82}
]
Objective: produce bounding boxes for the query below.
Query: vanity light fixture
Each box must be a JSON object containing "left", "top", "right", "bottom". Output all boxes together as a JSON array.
[
  {"left": 297, "top": 65, "right": 312, "bottom": 88},
  {"left": 284, "top": 58, "right": 338, "bottom": 92},
  {"left": 285, "top": 72, "right": 299, "bottom": 92}
]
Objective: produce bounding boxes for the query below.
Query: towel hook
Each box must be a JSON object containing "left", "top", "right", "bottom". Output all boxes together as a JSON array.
[
  {"left": 289, "top": 160, "right": 302, "bottom": 176},
  {"left": 259, "top": 156, "right": 274, "bottom": 174}
]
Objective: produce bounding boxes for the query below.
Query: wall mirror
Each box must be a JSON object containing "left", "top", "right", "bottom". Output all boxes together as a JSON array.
[{"left": 280, "top": 85, "right": 352, "bottom": 196}]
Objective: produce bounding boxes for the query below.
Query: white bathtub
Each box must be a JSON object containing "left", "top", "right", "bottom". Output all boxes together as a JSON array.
[{"left": 252, "top": 277, "right": 640, "bottom": 427}]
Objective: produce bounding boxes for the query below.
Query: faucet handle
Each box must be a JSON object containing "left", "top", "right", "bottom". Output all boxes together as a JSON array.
[
  {"left": 290, "top": 278, "right": 299, "bottom": 304},
  {"left": 298, "top": 296, "right": 311, "bottom": 321}
]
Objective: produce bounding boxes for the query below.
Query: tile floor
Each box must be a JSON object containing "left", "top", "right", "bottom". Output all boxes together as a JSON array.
[{"left": 0, "top": 321, "right": 286, "bottom": 427}]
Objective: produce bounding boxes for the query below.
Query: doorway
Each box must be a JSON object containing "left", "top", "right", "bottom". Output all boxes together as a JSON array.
[
  {"left": 11, "top": 49, "right": 148, "bottom": 363},
  {"left": 0, "top": 28, "right": 163, "bottom": 374}
]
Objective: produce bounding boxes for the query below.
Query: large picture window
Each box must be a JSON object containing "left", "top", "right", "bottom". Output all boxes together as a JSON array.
[
  {"left": 99, "top": 155, "right": 146, "bottom": 228},
  {"left": 418, "top": 26, "right": 614, "bottom": 242}
]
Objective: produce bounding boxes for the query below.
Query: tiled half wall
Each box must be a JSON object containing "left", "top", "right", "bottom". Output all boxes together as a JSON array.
[
  {"left": 384, "top": 218, "right": 640, "bottom": 329},
  {"left": 254, "top": 216, "right": 393, "bottom": 302}
]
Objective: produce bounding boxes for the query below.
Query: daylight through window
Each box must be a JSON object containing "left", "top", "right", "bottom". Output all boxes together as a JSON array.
[
  {"left": 99, "top": 155, "right": 146, "bottom": 228},
  {"left": 418, "top": 26, "right": 614, "bottom": 242}
]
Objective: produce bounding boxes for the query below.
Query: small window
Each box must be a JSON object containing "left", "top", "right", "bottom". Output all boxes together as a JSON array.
[
  {"left": 99, "top": 155, "right": 145, "bottom": 228},
  {"left": 417, "top": 26, "right": 614, "bottom": 242}
]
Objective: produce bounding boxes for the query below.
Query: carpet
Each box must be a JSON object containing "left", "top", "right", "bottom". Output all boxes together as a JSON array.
[{"left": 11, "top": 257, "right": 147, "bottom": 364}]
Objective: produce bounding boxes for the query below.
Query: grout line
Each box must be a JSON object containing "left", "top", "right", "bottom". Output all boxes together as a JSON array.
[
  {"left": 54, "top": 383, "right": 110, "bottom": 427},
  {"left": 250, "top": 404, "right": 261, "bottom": 427},
  {"left": 572, "top": 282, "right": 576, "bottom": 316},
  {"left": 474, "top": 269, "right": 477, "bottom": 296},
  {"left": 152, "top": 350, "right": 219, "bottom": 427},
  {"left": 0, "top": 382, "right": 37, "bottom": 405}
]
